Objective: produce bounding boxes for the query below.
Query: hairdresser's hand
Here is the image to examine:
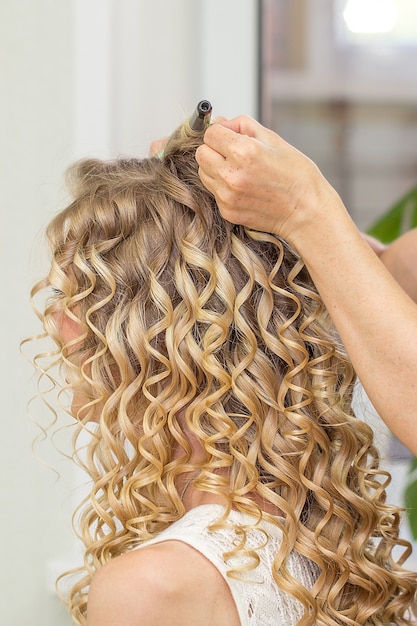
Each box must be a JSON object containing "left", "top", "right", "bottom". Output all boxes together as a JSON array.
[{"left": 196, "top": 116, "right": 344, "bottom": 246}]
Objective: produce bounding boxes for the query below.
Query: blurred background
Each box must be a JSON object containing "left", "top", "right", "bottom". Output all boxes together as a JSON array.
[
  {"left": 1, "top": 1, "right": 416, "bottom": 624},
  {"left": 261, "top": 0, "right": 417, "bottom": 231}
]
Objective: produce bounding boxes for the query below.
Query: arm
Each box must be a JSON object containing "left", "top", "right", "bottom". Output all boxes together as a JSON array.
[{"left": 196, "top": 117, "right": 417, "bottom": 455}]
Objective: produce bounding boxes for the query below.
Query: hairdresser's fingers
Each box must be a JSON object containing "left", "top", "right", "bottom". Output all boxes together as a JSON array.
[
  {"left": 197, "top": 127, "right": 262, "bottom": 179},
  {"left": 196, "top": 145, "right": 227, "bottom": 197},
  {"left": 205, "top": 115, "right": 276, "bottom": 152},
  {"left": 196, "top": 122, "right": 325, "bottom": 238},
  {"left": 202, "top": 124, "right": 247, "bottom": 160},
  {"left": 148, "top": 136, "right": 169, "bottom": 157},
  {"left": 198, "top": 164, "right": 253, "bottom": 229},
  {"left": 196, "top": 139, "right": 276, "bottom": 230},
  {"left": 209, "top": 115, "right": 260, "bottom": 136},
  {"left": 199, "top": 114, "right": 274, "bottom": 169},
  {"left": 197, "top": 124, "right": 280, "bottom": 186}
]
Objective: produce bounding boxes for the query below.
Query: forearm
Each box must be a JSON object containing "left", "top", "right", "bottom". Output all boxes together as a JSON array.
[{"left": 289, "top": 204, "right": 417, "bottom": 453}]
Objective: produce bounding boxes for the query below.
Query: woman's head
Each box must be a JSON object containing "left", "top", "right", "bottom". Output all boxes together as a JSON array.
[
  {"left": 31, "top": 120, "right": 416, "bottom": 625},
  {"left": 44, "top": 123, "right": 351, "bottom": 452}
]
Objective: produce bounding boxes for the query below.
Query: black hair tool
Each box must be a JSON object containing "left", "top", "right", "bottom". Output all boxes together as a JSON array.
[{"left": 188, "top": 100, "right": 212, "bottom": 131}]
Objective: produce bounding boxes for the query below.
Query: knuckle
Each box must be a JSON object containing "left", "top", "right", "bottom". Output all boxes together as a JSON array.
[
  {"left": 229, "top": 136, "right": 257, "bottom": 162},
  {"left": 216, "top": 184, "right": 235, "bottom": 207},
  {"left": 216, "top": 187, "right": 245, "bottom": 225},
  {"left": 223, "top": 167, "right": 247, "bottom": 195}
]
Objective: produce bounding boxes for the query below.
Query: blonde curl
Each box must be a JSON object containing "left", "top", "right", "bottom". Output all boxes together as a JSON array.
[{"left": 26, "top": 122, "right": 416, "bottom": 624}]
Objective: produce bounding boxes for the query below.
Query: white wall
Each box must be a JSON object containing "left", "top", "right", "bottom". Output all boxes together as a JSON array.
[
  {"left": 0, "top": 2, "right": 77, "bottom": 625},
  {"left": 0, "top": 1, "right": 258, "bottom": 624},
  {"left": 73, "top": 0, "right": 259, "bottom": 160}
]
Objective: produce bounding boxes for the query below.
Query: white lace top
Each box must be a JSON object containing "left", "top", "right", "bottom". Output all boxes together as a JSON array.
[{"left": 135, "top": 504, "right": 319, "bottom": 626}]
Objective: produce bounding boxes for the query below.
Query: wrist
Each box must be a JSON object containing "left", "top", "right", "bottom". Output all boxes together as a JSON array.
[{"left": 278, "top": 173, "right": 349, "bottom": 255}]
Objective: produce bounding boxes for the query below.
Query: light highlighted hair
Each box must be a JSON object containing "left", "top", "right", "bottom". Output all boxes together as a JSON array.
[{"left": 28, "top": 122, "right": 417, "bottom": 624}]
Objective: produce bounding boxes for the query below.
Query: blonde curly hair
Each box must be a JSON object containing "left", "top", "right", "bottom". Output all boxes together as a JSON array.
[{"left": 28, "top": 121, "right": 416, "bottom": 625}]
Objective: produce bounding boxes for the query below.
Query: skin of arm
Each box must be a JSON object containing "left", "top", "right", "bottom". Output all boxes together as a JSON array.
[{"left": 196, "top": 116, "right": 417, "bottom": 455}]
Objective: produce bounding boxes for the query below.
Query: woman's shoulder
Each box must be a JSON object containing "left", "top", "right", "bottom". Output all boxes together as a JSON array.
[
  {"left": 86, "top": 539, "right": 239, "bottom": 626},
  {"left": 86, "top": 542, "right": 190, "bottom": 626}
]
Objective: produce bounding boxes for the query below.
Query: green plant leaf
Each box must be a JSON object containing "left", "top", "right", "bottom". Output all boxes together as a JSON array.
[
  {"left": 404, "top": 477, "right": 417, "bottom": 540},
  {"left": 408, "top": 457, "right": 417, "bottom": 473},
  {"left": 367, "top": 185, "right": 417, "bottom": 243}
]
